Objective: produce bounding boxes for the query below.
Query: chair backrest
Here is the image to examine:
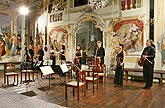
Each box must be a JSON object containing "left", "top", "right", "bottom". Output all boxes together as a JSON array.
[
  {"left": 4, "top": 63, "right": 15, "bottom": 73},
  {"left": 102, "top": 64, "right": 106, "bottom": 74},
  {"left": 92, "top": 66, "right": 99, "bottom": 79},
  {"left": 77, "top": 71, "right": 86, "bottom": 86}
]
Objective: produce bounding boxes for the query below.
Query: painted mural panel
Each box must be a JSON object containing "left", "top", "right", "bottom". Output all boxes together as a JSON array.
[
  {"left": 48, "top": 26, "right": 68, "bottom": 52},
  {"left": 109, "top": 18, "right": 144, "bottom": 53}
]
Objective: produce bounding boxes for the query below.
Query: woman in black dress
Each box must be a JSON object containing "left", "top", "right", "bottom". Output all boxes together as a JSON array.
[
  {"left": 114, "top": 44, "right": 124, "bottom": 86},
  {"left": 60, "top": 45, "right": 66, "bottom": 63},
  {"left": 74, "top": 45, "right": 82, "bottom": 68}
]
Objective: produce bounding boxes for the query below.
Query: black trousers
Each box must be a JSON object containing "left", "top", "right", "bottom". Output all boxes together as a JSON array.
[
  {"left": 143, "top": 60, "right": 154, "bottom": 87},
  {"left": 114, "top": 65, "right": 124, "bottom": 85}
]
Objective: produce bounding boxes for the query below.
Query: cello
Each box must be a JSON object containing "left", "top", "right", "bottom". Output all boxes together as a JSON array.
[{"left": 95, "top": 57, "right": 102, "bottom": 72}]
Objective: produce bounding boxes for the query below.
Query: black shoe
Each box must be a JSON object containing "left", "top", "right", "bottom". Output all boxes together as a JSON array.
[
  {"left": 142, "top": 86, "right": 151, "bottom": 90},
  {"left": 145, "top": 87, "right": 151, "bottom": 90},
  {"left": 142, "top": 86, "right": 147, "bottom": 89}
]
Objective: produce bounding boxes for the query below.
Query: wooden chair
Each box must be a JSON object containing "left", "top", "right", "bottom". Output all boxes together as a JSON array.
[
  {"left": 4, "top": 63, "right": 18, "bottom": 85},
  {"left": 86, "top": 66, "right": 99, "bottom": 93},
  {"left": 20, "top": 62, "right": 35, "bottom": 83},
  {"left": 98, "top": 64, "right": 106, "bottom": 83},
  {"left": 65, "top": 70, "right": 86, "bottom": 101}
]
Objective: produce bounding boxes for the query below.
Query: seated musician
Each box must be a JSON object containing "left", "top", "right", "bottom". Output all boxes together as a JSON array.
[{"left": 94, "top": 41, "right": 105, "bottom": 81}]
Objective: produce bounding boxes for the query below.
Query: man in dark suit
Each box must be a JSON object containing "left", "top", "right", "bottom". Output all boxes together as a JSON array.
[
  {"left": 141, "top": 39, "right": 155, "bottom": 89},
  {"left": 94, "top": 41, "right": 105, "bottom": 65}
]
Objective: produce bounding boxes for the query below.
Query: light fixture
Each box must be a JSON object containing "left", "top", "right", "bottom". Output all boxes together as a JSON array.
[
  {"left": 88, "top": 0, "right": 109, "bottom": 9},
  {"left": 19, "top": 6, "right": 29, "bottom": 16}
]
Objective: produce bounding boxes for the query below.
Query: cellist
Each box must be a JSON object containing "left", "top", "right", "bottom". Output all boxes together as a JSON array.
[
  {"left": 94, "top": 41, "right": 105, "bottom": 81},
  {"left": 141, "top": 39, "right": 155, "bottom": 90}
]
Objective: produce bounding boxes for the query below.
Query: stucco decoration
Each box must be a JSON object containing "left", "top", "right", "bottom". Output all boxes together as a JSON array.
[{"left": 74, "top": 12, "right": 106, "bottom": 47}]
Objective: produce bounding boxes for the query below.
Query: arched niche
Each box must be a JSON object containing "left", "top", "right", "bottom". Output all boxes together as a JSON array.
[{"left": 74, "top": 12, "right": 106, "bottom": 57}]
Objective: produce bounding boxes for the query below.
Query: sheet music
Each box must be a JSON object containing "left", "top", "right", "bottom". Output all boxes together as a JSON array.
[
  {"left": 40, "top": 66, "right": 54, "bottom": 75},
  {"left": 36, "top": 61, "right": 43, "bottom": 67},
  {"left": 60, "top": 64, "right": 69, "bottom": 73},
  {"left": 43, "top": 60, "right": 53, "bottom": 65},
  {"left": 81, "top": 64, "right": 89, "bottom": 70}
]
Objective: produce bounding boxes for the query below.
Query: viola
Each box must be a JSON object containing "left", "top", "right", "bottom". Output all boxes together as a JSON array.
[{"left": 138, "top": 57, "right": 147, "bottom": 67}]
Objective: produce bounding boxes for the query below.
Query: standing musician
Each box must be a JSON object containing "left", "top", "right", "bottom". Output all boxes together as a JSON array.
[
  {"left": 141, "top": 39, "right": 155, "bottom": 90},
  {"left": 37, "top": 45, "right": 44, "bottom": 61},
  {"left": 94, "top": 41, "right": 105, "bottom": 65},
  {"left": 94, "top": 41, "right": 105, "bottom": 81},
  {"left": 60, "top": 45, "right": 66, "bottom": 63},
  {"left": 26, "top": 45, "right": 34, "bottom": 62},
  {"left": 114, "top": 44, "right": 124, "bottom": 86},
  {"left": 49, "top": 45, "right": 56, "bottom": 65},
  {"left": 74, "top": 45, "right": 82, "bottom": 68}
]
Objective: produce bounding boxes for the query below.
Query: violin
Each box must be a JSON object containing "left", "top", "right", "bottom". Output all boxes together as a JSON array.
[
  {"left": 28, "top": 56, "right": 32, "bottom": 61},
  {"left": 138, "top": 57, "right": 147, "bottom": 67},
  {"left": 116, "top": 57, "right": 121, "bottom": 66}
]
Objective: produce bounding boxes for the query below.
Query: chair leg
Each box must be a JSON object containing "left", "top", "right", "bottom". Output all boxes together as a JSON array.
[
  {"left": 32, "top": 72, "right": 34, "bottom": 81},
  {"left": 77, "top": 88, "right": 79, "bottom": 101},
  {"left": 4, "top": 75, "right": 6, "bottom": 84},
  {"left": 93, "top": 83, "right": 94, "bottom": 93},
  {"left": 25, "top": 73, "right": 27, "bottom": 81},
  {"left": 104, "top": 76, "right": 106, "bottom": 84},
  {"left": 84, "top": 85, "right": 86, "bottom": 97},
  {"left": 7, "top": 76, "right": 9, "bottom": 85},
  {"left": 14, "top": 75, "right": 15, "bottom": 84},
  {"left": 86, "top": 82, "right": 88, "bottom": 89},
  {"left": 65, "top": 86, "right": 67, "bottom": 99},
  {"left": 21, "top": 72, "right": 22, "bottom": 83},
  {"left": 73, "top": 88, "right": 75, "bottom": 96},
  {"left": 17, "top": 74, "right": 18, "bottom": 85}
]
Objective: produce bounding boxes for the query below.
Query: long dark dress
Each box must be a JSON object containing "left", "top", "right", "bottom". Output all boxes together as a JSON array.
[
  {"left": 60, "top": 50, "right": 66, "bottom": 61},
  {"left": 114, "top": 50, "right": 124, "bottom": 85},
  {"left": 81, "top": 51, "right": 86, "bottom": 64},
  {"left": 75, "top": 50, "right": 81, "bottom": 66}
]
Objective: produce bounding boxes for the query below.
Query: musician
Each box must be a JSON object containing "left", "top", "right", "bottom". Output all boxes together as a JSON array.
[
  {"left": 37, "top": 45, "right": 44, "bottom": 61},
  {"left": 49, "top": 45, "right": 56, "bottom": 65},
  {"left": 94, "top": 41, "right": 105, "bottom": 65},
  {"left": 60, "top": 45, "right": 66, "bottom": 63},
  {"left": 114, "top": 44, "right": 124, "bottom": 86},
  {"left": 141, "top": 39, "right": 155, "bottom": 89},
  {"left": 74, "top": 45, "right": 82, "bottom": 67},
  {"left": 26, "top": 45, "right": 34, "bottom": 62}
]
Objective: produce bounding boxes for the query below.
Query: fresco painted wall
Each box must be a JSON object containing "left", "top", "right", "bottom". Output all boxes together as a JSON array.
[{"left": 109, "top": 18, "right": 144, "bottom": 53}]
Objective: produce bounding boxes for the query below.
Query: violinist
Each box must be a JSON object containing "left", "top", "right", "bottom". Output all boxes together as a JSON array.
[
  {"left": 114, "top": 44, "right": 124, "bottom": 86},
  {"left": 141, "top": 39, "right": 155, "bottom": 90},
  {"left": 74, "top": 45, "right": 82, "bottom": 69},
  {"left": 26, "top": 45, "right": 34, "bottom": 62}
]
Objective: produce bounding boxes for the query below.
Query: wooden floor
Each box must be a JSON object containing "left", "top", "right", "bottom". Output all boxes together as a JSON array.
[{"left": 0, "top": 70, "right": 165, "bottom": 108}]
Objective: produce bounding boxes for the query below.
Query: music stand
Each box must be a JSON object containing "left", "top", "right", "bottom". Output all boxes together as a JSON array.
[
  {"left": 60, "top": 64, "right": 69, "bottom": 84},
  {"left": 40, "top": 66, "right": 54, "bottom": 95}
]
